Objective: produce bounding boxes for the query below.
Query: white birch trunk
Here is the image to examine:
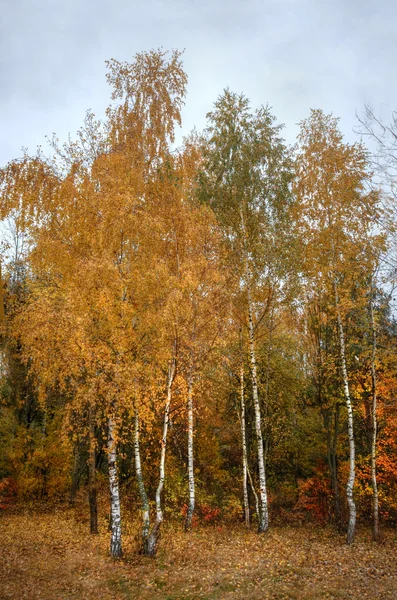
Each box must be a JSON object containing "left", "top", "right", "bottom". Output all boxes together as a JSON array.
[
  {"left": 247, "top": 293, "right": 269, "bottom": 532},
  {"left": 145, "top": 357, "right": 176, "bottom": 556},
  {"left": 369, "top": 285, "right": 379, "bottom": 541},
  {"left": 240, "top": 206, "right": 268, "bottom": 532},
  {"left": 240, "top": 360, "right": 250, "bottom": 527},
  {"left": 156, "top": 358, "right": 176, "bottom": 521},
  {"left": 134, "top": 410, "right": 150, "bottom": 542},
  {"left": 107, "top": 415, "right": 122, "bottom": 558},
  {"left": 185, "top": 373, "right": 195, "bottom": 531},
  {"left": 334, "top": 281, "right": 356, "bottom": 545}
]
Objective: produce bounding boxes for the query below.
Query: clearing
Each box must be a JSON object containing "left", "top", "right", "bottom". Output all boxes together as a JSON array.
[{"left": 1, "top": 508, "right": 397, "bottom": 599}]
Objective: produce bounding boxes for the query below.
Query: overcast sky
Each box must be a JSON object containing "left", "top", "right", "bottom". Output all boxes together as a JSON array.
[{"left": 1, "top": 0, "right": 396, "bottom": 166}]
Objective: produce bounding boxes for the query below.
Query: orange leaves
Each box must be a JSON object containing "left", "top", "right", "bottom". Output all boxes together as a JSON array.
[
  {"left": 295, "top": 109, "right": 385, "bottom": 293},
  {"left": 105, "top": 49, "right": 187, "bottom": 160},
  {"left": 295, "top": 464, "right": 334, "bottom": 524},
  {"left": 0, "top": 477, "right": 17, "bottom": 510},
  {"left": 1, "top": 52, "right": 191, "bottom": 418}
]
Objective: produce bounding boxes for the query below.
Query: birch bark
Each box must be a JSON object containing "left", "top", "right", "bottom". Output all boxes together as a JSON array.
[
  {"left": 185, "top": 372, "right": 195, "bottom": 531},
  {"left": 334, "top": 281, "right": 356, "bottom": 545},
  {"left": 239, "top": 358, "right": 250, "bottom": 527},
  {"left": 108, "top": 415, "right": 122, "bottom": 558},
  {"left": 240, "top": 207, "right": 268, "bottom": 532},
  {"left": 145, "top": 357, "right": 176, "bottom": 555},
  {"left": 247, "top": 292, "right": 269, "bottom": 532}
]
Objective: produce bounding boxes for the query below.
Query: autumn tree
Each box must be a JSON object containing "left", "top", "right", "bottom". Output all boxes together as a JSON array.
[
  {"left": 0, "top": 48, "right": 188, "bottom": 558},
  {"left": 198, "top": 90, "right": 294, "bottom": 532},
  {"left": 295, "top": 109, "right": 385, "bottom": 543}
]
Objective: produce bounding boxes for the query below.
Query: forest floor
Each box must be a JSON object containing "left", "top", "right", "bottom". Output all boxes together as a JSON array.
[{"left": 1, "top": 507, "right": 397, "bottom": 600}]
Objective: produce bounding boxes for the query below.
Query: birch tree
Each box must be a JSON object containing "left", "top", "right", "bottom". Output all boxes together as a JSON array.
[
  {"left": 239, "top": 331, "right": 250, "bottom": 527},
  {"left": 295, "top": 109, "right": 385, "bottom": 544},
  {"left": 199, "top": 90, "right": 294, "bottom": 532},
  {"left": 0, "top": 48, "right": 188, "bottom": 557}
]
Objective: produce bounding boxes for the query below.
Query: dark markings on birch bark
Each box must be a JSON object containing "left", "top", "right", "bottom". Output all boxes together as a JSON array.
[
  {"left": 240, "top": 207, "right": 268, "bottom": 533},
  {"left": 145, "top": 357, "right": 176, "bottom": 556},
  {"left": 334, "top": 280, "right": 356, "bottom": 545},
  {"left": 108, "top": 415, "right": 122, "bottom": 558},
  {"left": 239, "top": 351, "right": 250, "bottom": 528},
  {"left": 247, "top": 290, "right": 269, "bottom": 532},
  {"left": 185, "top": 372, "right": 195, "bottom": 531}
]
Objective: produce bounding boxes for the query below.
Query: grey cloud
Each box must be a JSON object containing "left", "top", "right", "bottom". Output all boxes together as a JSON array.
[{"left": 1, "top": 0, "right": 397, "bottom": 164}]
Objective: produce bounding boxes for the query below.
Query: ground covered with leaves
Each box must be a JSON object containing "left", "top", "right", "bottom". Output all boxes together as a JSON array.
[{"left": 1, "top": 508, "right": 397, "bottom": 599}]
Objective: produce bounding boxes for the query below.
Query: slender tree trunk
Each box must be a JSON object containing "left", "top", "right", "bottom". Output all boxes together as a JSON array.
[
  {"left": 247, "top": 291, "right": 269, "bottom": 532},
  {"left": 240, "top": 207, "right": 268, "bottom": 532},
  {"left": 369, "top": 285, "right": 380, "bottom": 541},
  {"left": 134, "top": 410, "right": 150, "bottom": 547},
  {"left": 145, "top": 357, "right": 176, "bottom": 556},
  {"left": 185, "top": 372, "right": 195, "bottom": 531},
  {"left": 88, "top": 407, "right": 98, "bottom": 534},
  {"left": 235, "top": 363, "right": 257, "bottom": 526},
  {"left": 334, "top": 281, "right": 356, "bottom": 545},
  {"left": 107, "top": 415, "right": 122, "bottom": 558},
  {"left": 239, "top": 355, "right": 250, "bottom": 527}
]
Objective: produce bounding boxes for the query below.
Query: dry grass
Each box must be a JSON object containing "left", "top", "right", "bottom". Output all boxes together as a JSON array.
[{"left": 1, "top": 506, "right": 397, "bottom": 599}]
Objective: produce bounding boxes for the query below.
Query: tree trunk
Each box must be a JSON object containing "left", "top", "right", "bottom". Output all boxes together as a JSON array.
[
  {"left": 369, "top": 284, "right": 380, "bottom": 541},
  {"left": 239, "top": 355, "right": 250, "bottom": 527},
  {"left": 134, "top": 410, "right": 150, "bottom": 546},
  {"left": 145, "top": 357, "right": 176, "bottom": 556},
  {"left": 334, "top": 281, "right": 356, "bottom": 545},
  {"left": 185, "top": 373, "right": 195, "bottom": 531},
  {"left": 247, "top": 291, "right": 269, "bottom": 532},
  {"left": 240, "top": 207, "right": 268, "bottom": 532},
  {"left": 107, "top": 415, "right": 122, "bottom": 558},
  {"left": 88, "top": 408, "right": 98, "bottom": 535}
]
